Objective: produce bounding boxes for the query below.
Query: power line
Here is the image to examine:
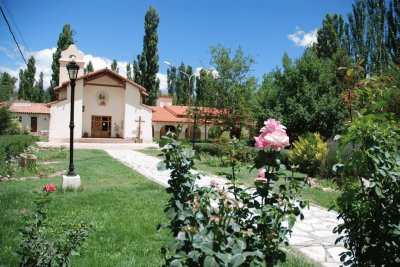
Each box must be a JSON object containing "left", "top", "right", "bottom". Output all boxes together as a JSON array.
[
  {"left": 0, "top": 4, "right": 27, "bottom": 66},
  {"left": 2, "top": 0, "right": 28, "bottom": 50}
]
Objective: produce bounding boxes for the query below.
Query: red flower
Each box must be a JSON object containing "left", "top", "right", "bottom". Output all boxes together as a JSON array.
[{"left": 43, "top": 184, "right": 56, "bottom": 192}]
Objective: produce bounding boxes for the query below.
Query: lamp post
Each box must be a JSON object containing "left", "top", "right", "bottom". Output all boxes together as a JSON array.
[
  {"left": 62, "top": 60, "right": 81, "bottom": 189},
  {"left": 192, "top": 107, "right": 199, "bottom": 149},
  {"left": 164, "top": 61, "right": 196, "bottom": 139}
]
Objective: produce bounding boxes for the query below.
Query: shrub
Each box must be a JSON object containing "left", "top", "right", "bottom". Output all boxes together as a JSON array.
[
  {"left": 19, "top": 184, "right": 91, "bottom": 267},
  {"left": 288, "top": 132, "right": 328, "bottom": 177},
  {"left": 193, "top": 142, "right": 222, "bottom": 157},
  {"left": 157, "top": 119, "right": 307, "bottom": 266},
  {"left": 0, "top": 135, "right": 37, "bottom": 161},
  {"left": 0, "top": 105, "right": 12, "bottom": 135},
  {"left": 334, "top": 114, "right": 400, "bottom": 266},
  {"left": 0, "top": 135, "right": 36, "bottom": 176}
]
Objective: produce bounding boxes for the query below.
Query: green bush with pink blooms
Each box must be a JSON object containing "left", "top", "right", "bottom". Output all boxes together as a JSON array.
[
  {"left": 158, "top": 119, "right": 307, "bottom": 266},
  {"left": 18, "top": 184, "right": 91, "bottom": 267}
]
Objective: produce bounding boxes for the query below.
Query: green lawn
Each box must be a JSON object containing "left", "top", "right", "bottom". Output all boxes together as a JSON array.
[
  {"left": 137, "top": 147, "right": 340, "bottom": 210},
  {"left": 0, "top": 148, "right": 319, "bottom": 267},
  {"left": 0, "top": 149, "right": 169, "bottom": 267}
]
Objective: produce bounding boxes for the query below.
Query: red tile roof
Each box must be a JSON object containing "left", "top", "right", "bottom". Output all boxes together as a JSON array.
[
  {"left": 54, "top": 68, "right": 148, "bottom": 96},
  {"left": 9, "top": 101, "right": 50, "bottom": 115},
  {"left": 151, "top": 106, "right": 187, "bottom": 123},
  {"left": 151, "top": 105, "right": 220, "bottom": 123}
]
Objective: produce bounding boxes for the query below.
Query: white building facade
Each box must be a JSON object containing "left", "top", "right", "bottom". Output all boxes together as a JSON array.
[{"left": 48, "top": 44, "right": 153, "bottom": 143}]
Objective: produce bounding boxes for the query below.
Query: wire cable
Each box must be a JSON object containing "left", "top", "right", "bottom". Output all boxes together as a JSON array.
[{"left": 0, "top": 4, "right": 27, "bottom": 66}]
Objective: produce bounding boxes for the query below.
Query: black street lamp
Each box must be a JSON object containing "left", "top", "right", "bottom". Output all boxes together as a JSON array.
[
  {"left": 192, "top": 107, "right": 199, "bottom": 149},
  {"left": 66, "top": 61, "right": 79, "bottom": 176}
]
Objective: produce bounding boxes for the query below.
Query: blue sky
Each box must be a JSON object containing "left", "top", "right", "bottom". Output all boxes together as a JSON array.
[{"left": 0, "top": 0, "right": 353, "bottom": 91}]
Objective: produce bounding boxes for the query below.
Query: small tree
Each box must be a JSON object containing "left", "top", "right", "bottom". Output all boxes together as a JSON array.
[{"left": 0, "top": 104, "right": 12, "bottom": 135}]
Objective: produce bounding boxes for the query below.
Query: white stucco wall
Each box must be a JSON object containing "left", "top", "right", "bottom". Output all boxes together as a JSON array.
[
  {"left": 82, "top": 77, "right": 125, "bottom": 137},
  {"left": 59, "top": 44, "right": 85, "bottom": 86},
  {"left": 13, "top": 113, "right": 50, "bottom": 133},
  {"left": 49, "top": 80, "right": 83, "bottom": 140},
  {"left": 124, "top": 83, "right": 152, "bottom": 143}
]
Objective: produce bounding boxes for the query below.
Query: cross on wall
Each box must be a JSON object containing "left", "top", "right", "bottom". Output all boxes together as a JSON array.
[{"left": 135, "top": 116, "right": 145, "bottom": 140}]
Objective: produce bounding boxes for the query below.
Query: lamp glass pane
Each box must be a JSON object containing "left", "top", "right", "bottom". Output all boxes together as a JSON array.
[{"left": 69, "top": 69, "right": 78, "bottom": 80}]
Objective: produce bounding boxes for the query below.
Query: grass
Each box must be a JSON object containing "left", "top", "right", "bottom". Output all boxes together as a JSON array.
[
  {"left": 0, "top": 147, "right": 320, "bottom": 266},
  {"left": 0, "top": 149, "right": 168, "bottom": 267},
  {"left": 137, "top": 147, "right": 340, "bottom": 210}
]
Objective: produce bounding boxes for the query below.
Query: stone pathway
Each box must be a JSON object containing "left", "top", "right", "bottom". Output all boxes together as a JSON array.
[{"left": 104, "top": 149, "right": 346, "bottom": 267}]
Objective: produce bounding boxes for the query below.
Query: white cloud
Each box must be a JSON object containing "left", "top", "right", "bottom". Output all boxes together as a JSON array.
[
  {"left": 195, "top": 67, "right": 218, "bottom": 78},
  {"left": 0, "top": 45, "right": 15, "bottom": 59},
  {"left": 288, "top": 27, "right": 318, "bottom": 47},
  {"left": 157, "top": 73, "right": 168, "bottom": 94},
  {"left": 1, "top": 47, "right": 175, "bottom": 96}
]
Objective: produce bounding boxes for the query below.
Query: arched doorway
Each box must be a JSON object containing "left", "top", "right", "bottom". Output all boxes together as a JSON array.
[
  {"left": 185, "top": 126, "right": 201, "bottom": 139},
  {"left": 160, "top": 125, "right": 177, "bottom": 138}
]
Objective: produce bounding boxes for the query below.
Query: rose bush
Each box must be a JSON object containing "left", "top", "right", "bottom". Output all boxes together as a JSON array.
[
  {"left": 19, "top": 185, "right": 91, "bottom": 267},
  {"left": 158, "top": 119, "right": 306, "bottom": 266}
]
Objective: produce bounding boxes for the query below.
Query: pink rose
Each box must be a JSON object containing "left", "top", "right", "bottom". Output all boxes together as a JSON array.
[
  {"left": 260, "top": 119, "right": 286, "bottom": 134},
  {"left": 256, "top": 169, "right": 268, "bottom": 183},
  {"left": 254, "top": 119, "right": 289, "bottom": 151},
  {"left": 43, "top": 184, "right": 56, "bottom": 192}
]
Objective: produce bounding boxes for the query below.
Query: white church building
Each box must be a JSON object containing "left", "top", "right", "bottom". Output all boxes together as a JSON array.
[
  {"left": 9, "top": 44, "right": 219, "bottom": 143},
  {"left": 49, "top": 44, "right": 153, "bottom": 142}
]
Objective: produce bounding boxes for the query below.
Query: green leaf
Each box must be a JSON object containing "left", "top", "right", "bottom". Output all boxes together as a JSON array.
[
  {"left": 157, "top": 161, "right": 166, "bottom": 171},
  {"left": 204, "top": 256, "right": 219, "bottom": 267},
  {"left": 374, "top": 186, "right": 383, "bottom": 197},
  {"left": 230, "top": 254, "right": 246, "bottom": 267}
]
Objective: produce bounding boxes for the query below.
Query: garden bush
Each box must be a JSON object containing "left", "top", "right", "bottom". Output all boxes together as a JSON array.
[
  {"left": 334, "top": 114, "right": 400, "bottom": 266},
  {"left": 288, "top": 132, "right": 328, "bottom": 177},
  {"left": 0, "top": 135, "right": 37, "bottom": 176},
  {"left": 158, "top": 119, "right": 307, "bottom": 266},
  {"left": 193, "top": 142, "right": 222, "bottom": 157},
  {"left": 0, "top": 135, "right": 37, "bottom": 161},
  {"left": 19, "top": 184, "right": 90, "bottom": 266}
]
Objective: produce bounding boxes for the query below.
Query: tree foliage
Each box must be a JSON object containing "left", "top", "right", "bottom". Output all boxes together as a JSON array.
[
  {"left": 18, "top": 56, "right": 36, "bottom": 101},
  {"left": 260, "top": 49, "right": 348, "bottom": 140},
  {"left": 210, "top": 45, "right": 257, "bottom": 138},
  {"left": 126, "top": 63, "right": 132, "bottom": 80},
  {"left": 50, "top": 24, "right": 74, "bottom": 101},
  {"left": 195, "top": 68, "right": 216, "bottom": 107},
  {"left": 139, "top": 6, "right": 160, "bottom": 105},
  {"left": 166, "top": 63, "right": 194, "bottom": 105},
  {"left": 0, "top": 72, "right": 16, "bottom": 101},
  {"left": 84, "top": 61, "right": 94, "bottom": 74},
  {"left": 387, "top": 0, "right": 400, "bottom": 65},
  {"left": 111, "top": 59, "right": 119, "bottom": 73},
  {"left": 316, "top": 14, "right": 348, "bottom": 59}
]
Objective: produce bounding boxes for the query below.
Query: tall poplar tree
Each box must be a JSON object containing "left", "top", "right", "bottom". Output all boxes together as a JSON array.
[
  {"left": 316, "top": 14, "right": 348, "bottom": 59},
  {"left": 0, "top": 72, "right": 16, "bottom": 101},
  {"left": 387, "top": 0, "right": 400, "bottom": 65},
  {"left": 139, "top": 6, "right": 160, "bottom": 105},
  {"left": 33, "top": 72, "right": 44, "bottom": 102},
  {"left": 84, "top": 61, "right": 94, "bottom": 74},
  {"left": 133, "top": 55, "right": 142, "bottom": 85},
  {"left": 366, "top": 0, "right": 388, "bottom": 74},
  {"left": 18, "top": 56, "right": 36, "bottom": 101},
  {"left": 347, "top": 0, "right": 370, "bottom": 72},
  {"left": 49, "top": 24, "right": 74, "bottom": 101},
  {"left": 126, "top": 63, "right": 132, "bottom": 80},
  {"left": 111, "top": 59, "right": 119, "bottom": 73},
  {"left": 195, "top": 68, "right": 216, "bottom": 107}
]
